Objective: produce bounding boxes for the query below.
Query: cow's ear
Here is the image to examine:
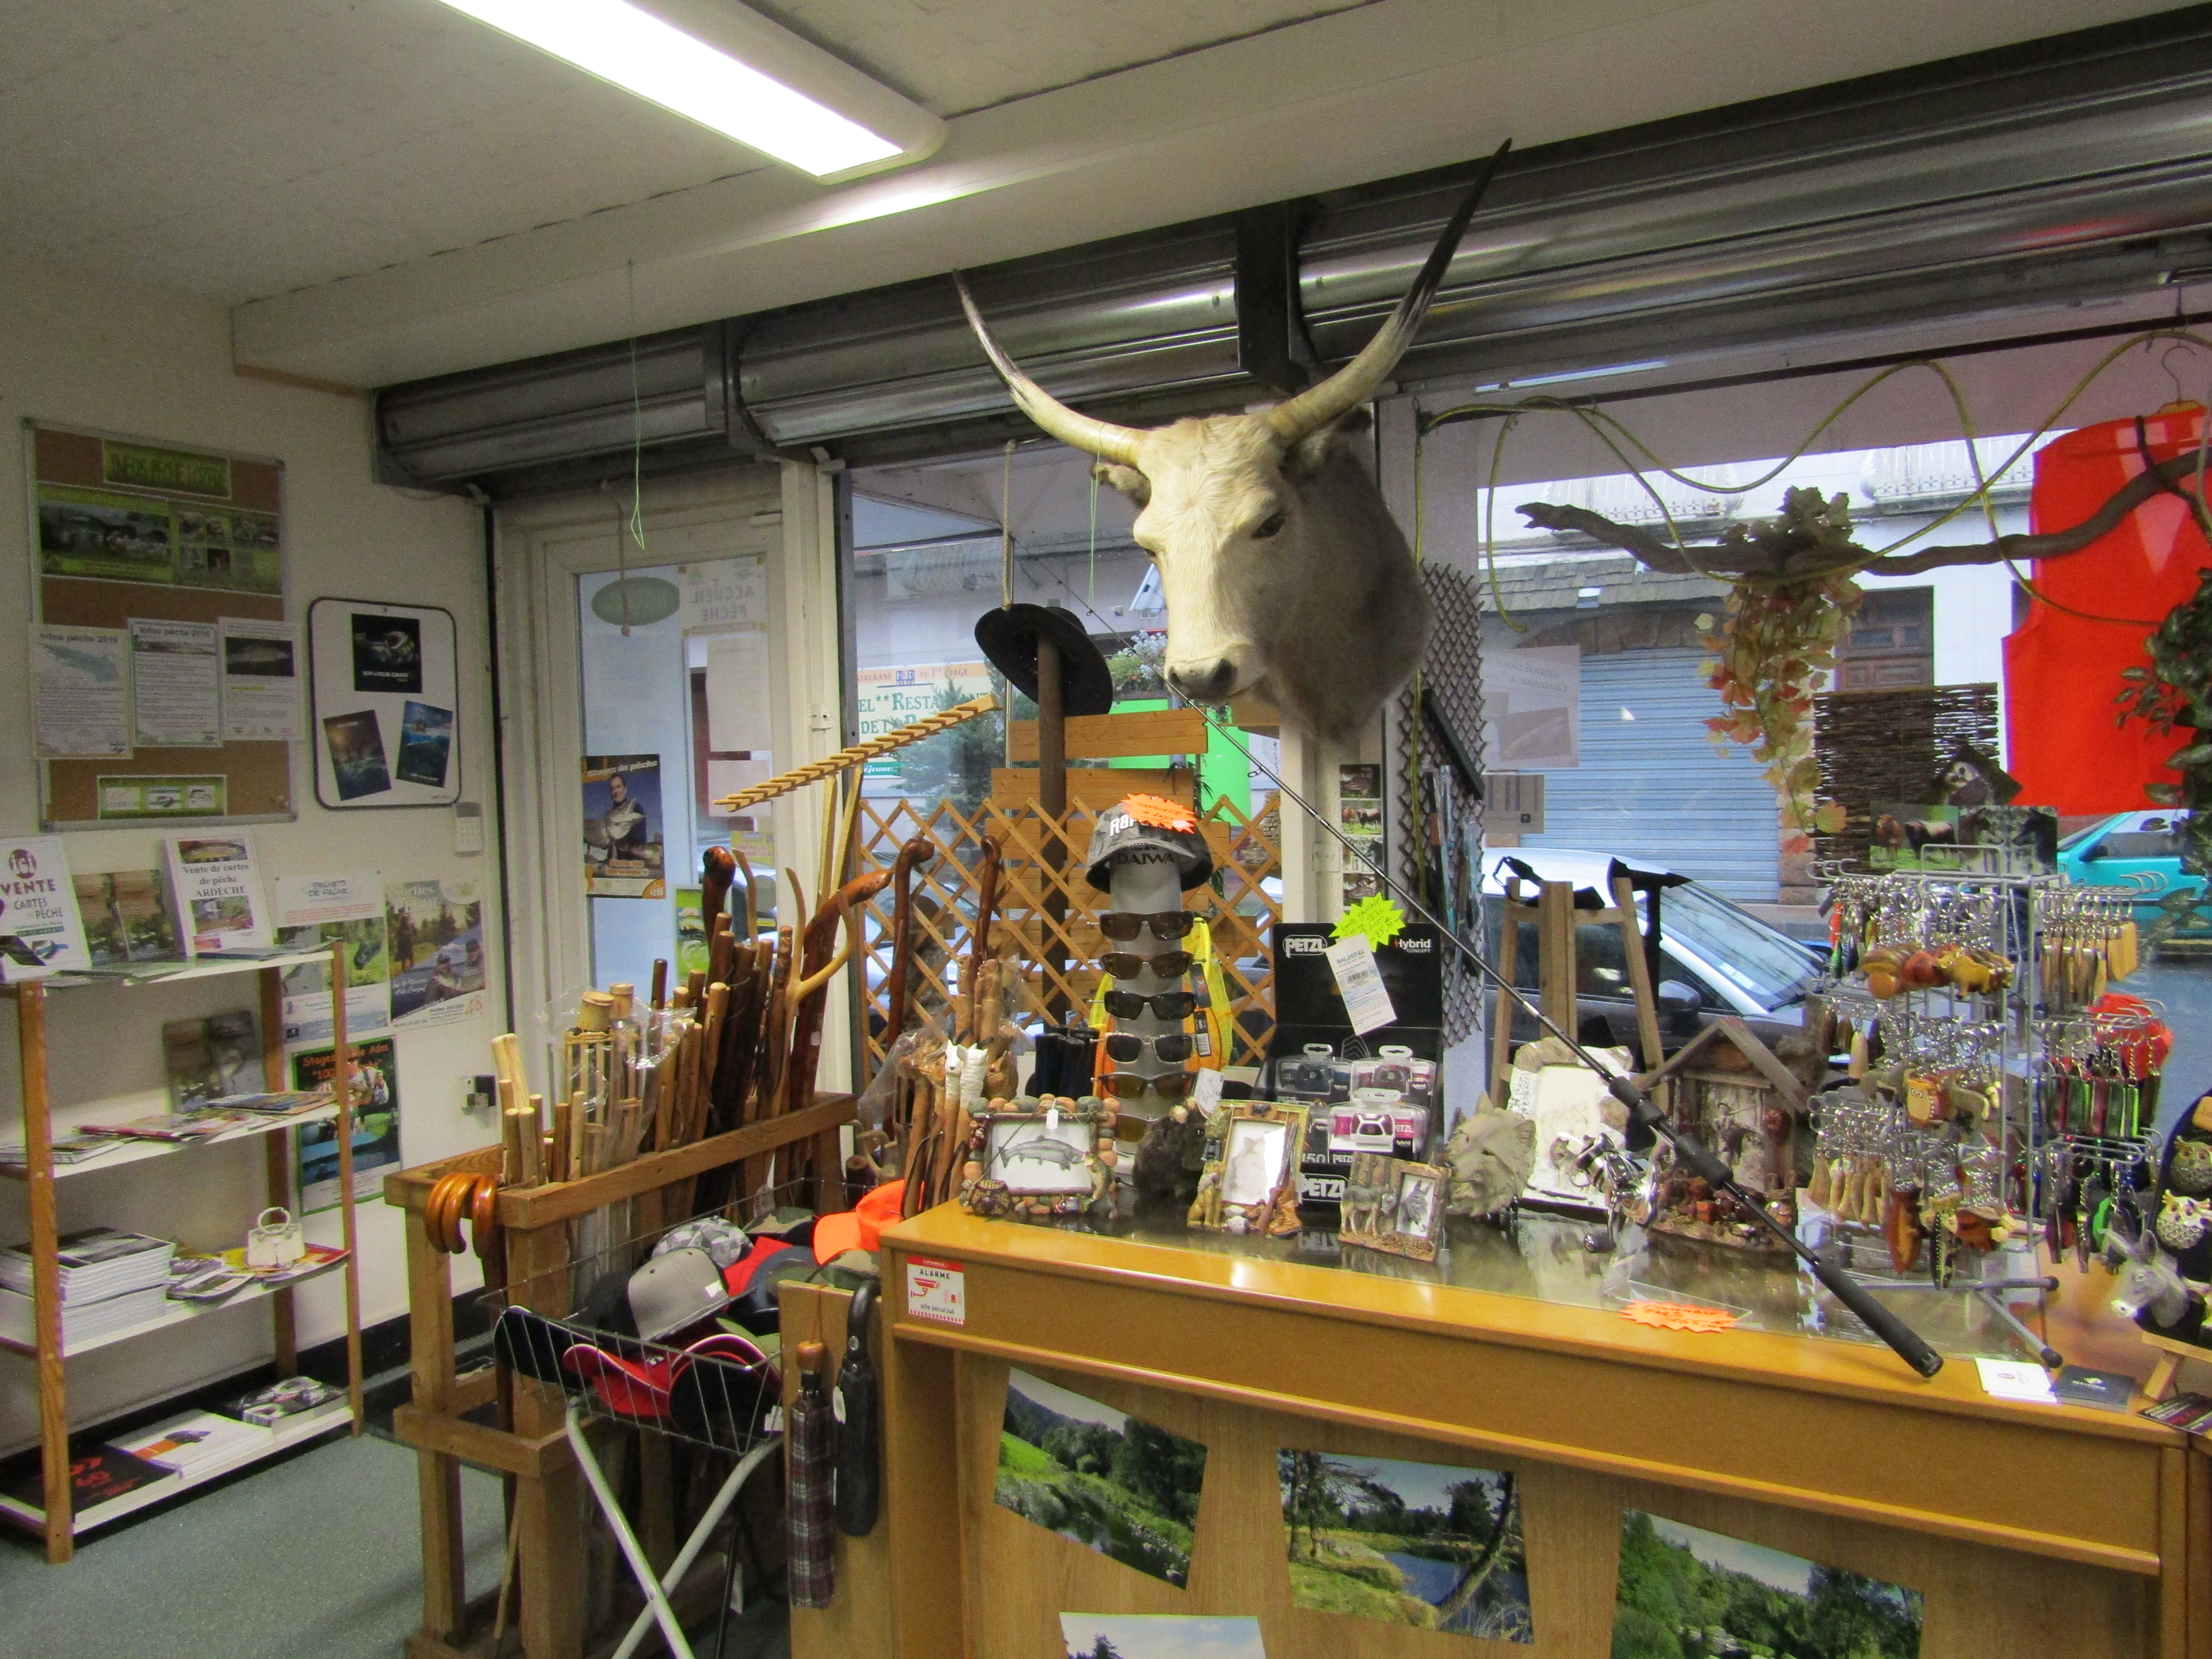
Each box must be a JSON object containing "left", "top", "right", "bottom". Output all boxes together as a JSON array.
[
  {"left": 1094, "top": 462, "right": 1149, "bottom": 505},
  {"left": 1284, "top": 407, "right": 1373, "bottom": 477}
]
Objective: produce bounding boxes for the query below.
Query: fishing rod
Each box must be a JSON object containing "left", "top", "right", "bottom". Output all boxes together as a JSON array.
[{"left": 1194, "top": 706, "right": 1945, "bottom": 1378}]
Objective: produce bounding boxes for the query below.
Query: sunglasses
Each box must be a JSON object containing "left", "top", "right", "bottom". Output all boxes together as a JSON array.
[
  {"left": 1103, "top": 1031, "right": 1195, "bottom": 1064},
  {"left": 1097, "top": 1070, "right": 1195, "bottom": 1101},
  {"left": 1098, "top": 910, "right": 1198, "bottom": 942},
  {"left": 1101, "top": 988, "right": 1198, "bottom": 1021},
  {"left": 1100, "top": 950, "right": 1195, "bottom": 981}
]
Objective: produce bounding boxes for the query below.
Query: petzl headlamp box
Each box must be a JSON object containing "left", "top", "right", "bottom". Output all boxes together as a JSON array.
[{"left": 1268, "top": 924, "right": 1445, "bottom": 1206}]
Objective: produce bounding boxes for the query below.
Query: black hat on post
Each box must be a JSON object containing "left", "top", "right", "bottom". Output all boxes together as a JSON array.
[{"left": 973, "top": 603, "right": 1113, "bottom": 717}]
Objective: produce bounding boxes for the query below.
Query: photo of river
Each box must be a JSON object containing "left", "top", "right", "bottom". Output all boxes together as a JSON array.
[
  {"left": 1278, "top": 1450, "right": 1533, "bottom": 1640},
  {"left": 996, "top": 1369, "right": 1207, "bottom": 1588}
]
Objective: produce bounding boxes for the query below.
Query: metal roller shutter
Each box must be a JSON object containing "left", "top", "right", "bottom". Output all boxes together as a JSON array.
[{"left": 1520, "top": 648, "right": 1780, "bottom": 902}]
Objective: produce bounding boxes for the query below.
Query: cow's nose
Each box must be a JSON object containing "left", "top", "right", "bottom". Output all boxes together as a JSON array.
[{"left": 1167, "top": 660, "right": 1238, "bottom": 703}]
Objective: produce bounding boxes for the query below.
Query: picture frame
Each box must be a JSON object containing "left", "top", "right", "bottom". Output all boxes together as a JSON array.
[
  {"left": 1339, "top": 1152, "right": 1448, "bottom": 1261},
  {"left": 958, "top": 1094, "right": 1118, "bottom": 1223},
  {"left": 1189, "top": 1102, "right": 1307, "bottom": 1236}
]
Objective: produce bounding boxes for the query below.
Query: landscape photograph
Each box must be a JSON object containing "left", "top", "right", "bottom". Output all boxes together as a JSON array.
[
  {"left": 1278, "top": 1450, "right": 1533, "bottom": 1641},
  {"left": 1613, "top": 1510, "right": 1923, "bottom": 1659},
  {"left": 994, "top": 1368, "right": 1207, "bottom": 1588}
]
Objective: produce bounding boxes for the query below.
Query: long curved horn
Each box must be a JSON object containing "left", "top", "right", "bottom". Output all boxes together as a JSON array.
[
  {"left": 1267, "top": 138, "right": 1512, "bottom": 443},
  {"left": 953, "top": 274, "right": 1146, "bottom": 466}
]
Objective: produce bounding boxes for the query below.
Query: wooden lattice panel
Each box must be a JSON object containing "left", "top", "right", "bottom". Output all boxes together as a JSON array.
[{"left": 854, "top": 786, "right": 1282, "bottom": 1074}]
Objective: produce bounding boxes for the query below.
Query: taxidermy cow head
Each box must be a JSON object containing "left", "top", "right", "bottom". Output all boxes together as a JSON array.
[{"left": 955, "top": 146, "right": 1507, "bottom": 743}]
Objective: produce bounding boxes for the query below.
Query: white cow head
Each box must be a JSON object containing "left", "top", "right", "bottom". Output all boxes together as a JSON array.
[{"left": 956, "top": 146, "right": 1506, "bottom": 741}]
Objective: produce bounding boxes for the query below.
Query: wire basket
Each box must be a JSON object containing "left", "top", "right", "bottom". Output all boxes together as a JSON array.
[{"left": 489, "top": 1204, "right": 808, "bottom": 1457}]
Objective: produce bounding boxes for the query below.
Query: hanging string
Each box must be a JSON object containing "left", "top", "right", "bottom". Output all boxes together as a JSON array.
[
  {"left": 617, "top": 257, "right": 647, "bottom": 635},
  {"left": 998, "top": 440, "right": 1016, "bottom": 608}
]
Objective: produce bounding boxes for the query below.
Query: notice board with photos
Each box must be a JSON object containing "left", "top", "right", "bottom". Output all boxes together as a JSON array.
[
  {"left": 26, "top": 421, "right": 297, "bottom": 828},
  {"left": 307, "top": 598, "right": 461, "bottom": 809}
]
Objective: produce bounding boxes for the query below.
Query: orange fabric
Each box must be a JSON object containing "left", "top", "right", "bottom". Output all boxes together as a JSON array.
[
  {"left": 2003, "top": 407, "right": 2211, "bottom": 812},
  {"left": 812, "top": 1179, "right": 906, "bottom": 1263}
]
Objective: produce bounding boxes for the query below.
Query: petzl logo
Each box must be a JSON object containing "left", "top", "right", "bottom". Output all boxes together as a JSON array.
[{"left": 1284, "top": 935, "right": 1325, "bottom": 955}]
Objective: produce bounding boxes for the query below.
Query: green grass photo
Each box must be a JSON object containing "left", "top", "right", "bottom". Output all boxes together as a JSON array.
[
  {"left": 995, "top": 1369, "right": 1206, "bottom": 1588},
  {"left": 1613, "top": 1510, "right": 1922, "bottom": 1659},
  {"left": 1278, "top": 1451, "right": 1533, "bottom": 1641}
]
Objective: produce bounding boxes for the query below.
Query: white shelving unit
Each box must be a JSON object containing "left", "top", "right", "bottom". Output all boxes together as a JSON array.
[{"left": 2, "top": 944, "right": 364, "bottom": 1562}]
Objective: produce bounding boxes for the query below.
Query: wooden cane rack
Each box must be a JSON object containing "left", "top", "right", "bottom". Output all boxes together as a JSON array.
[{"left": 386, "top": 1097, "right": 852, "bottom": 1659}]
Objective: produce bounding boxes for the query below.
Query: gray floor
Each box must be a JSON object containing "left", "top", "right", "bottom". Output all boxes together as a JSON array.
[{"left": 0, "top": 1431, "right": 506, "bottom": 1659}]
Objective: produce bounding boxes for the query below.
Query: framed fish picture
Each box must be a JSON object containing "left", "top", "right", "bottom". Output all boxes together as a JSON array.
[{"left": 958, "top": 1094, "right": 1117, "bottom": 1223}]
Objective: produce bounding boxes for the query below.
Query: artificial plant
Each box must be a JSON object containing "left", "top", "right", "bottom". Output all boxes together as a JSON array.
[{"left": 2117, "top": 562, "right": 2212, "bottom": 898}]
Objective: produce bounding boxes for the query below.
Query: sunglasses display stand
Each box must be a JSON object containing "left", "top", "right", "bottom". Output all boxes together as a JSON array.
[{"left": 1100, "top": 853, "right": 1192, "bottom": 1129}]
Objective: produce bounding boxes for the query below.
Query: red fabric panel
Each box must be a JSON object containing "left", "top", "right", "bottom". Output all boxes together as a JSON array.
[{"left": 2003, "top": 407, "right": 2209, "bottom": 812}]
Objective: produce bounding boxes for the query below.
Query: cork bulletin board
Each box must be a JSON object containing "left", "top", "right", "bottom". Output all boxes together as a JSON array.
[{"left": 26, "top": 420, "right": 295, "bottom": 828}]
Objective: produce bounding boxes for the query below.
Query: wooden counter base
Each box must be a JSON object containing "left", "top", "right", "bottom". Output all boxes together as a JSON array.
[{"left": 863, "top": 1206, "right": 2207, "bottom": 1659}]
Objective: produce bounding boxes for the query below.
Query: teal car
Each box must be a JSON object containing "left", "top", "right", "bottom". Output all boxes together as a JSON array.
[{"left": 2057, "top": 811, "right": 2211, "bottom": 939}]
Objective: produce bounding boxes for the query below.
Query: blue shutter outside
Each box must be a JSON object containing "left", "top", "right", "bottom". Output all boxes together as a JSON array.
[{"left": 1519, "top": 647, "right": 1781, "bottom": 902}]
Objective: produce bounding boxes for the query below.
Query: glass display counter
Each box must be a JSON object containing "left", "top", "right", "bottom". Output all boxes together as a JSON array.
[{"left": 824, "top": 1201, "right": 2203, "bottom": 1659}]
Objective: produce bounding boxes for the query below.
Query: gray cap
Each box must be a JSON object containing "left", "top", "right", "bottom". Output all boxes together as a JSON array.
[{"left": 626, "top": 1246, "right": 732, "bottom": 1344}]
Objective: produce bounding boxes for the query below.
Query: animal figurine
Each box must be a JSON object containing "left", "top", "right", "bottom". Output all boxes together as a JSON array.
[
  {"left": 2156, "top": 1191, "right": 2212, "bottom": 1253},
  {"left": 954, "top": 145, "right": 1512, "bottom": 741},
  {"left": 2111, "top": 1222, "right": 2210, "bottom": 1333}
]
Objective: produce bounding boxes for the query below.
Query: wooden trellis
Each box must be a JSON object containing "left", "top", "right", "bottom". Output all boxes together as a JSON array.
[{"left": 853, "top": 788, "right": 1283, "bottom": 1073}]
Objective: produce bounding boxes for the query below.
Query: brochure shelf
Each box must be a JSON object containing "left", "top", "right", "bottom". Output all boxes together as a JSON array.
[
  {"left": 0, "top": 942, "right": 365, "bottom": 1564},
  {"left": 2, "top": 1101, "right": 340, "bottom": 1183},
  {"left": 0, "top": 1248, "right": 349, "bottom": 1360}
]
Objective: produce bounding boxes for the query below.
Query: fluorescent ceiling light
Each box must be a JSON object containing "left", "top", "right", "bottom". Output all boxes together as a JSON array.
[{"left": 437, "top": 0, "right": 946, "bottom": 182}]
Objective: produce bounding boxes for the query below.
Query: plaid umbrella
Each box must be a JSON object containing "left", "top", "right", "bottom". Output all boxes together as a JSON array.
[{"left": 787, "top": 1344, "right": 836, "bottom": 1610}]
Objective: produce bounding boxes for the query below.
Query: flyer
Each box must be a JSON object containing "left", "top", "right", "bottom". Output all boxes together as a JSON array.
[
  {"left": 218, "top": 617, "right": 303, "bottom": 741},
  {"left": 0, "top": 837, "right": 92, "bottom": 981},
  {"left": 161, "top": 832, "right": 271, "bottom": 955},
  {"left": 582, "top": 754, "right": 666, "bottom": 898},
  {"left": 292, "top": 1037, "right": 401, "bottom": 1212},
  {"left": 386, "top": 877, "right": 485, "bottom": 1028},
  {"left": 32, "top": 625, "right": 130, "bottom": 758},
  {"left": 128, "top": 617, "right": 222, "bottom": 748}
]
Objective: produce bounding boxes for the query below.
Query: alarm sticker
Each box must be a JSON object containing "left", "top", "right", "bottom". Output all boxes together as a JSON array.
[{"left": 905, "top": 1257, "right": 966, "bottom": 1326}]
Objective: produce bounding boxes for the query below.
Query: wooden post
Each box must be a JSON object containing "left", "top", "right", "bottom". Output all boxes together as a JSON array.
[
  {"left": 1537, "top": 879, "right": 1577, "bottom": 1041},
  {"left": 1036, "top": 621, "right": 1070, "bottom": 1021},
  {"left": 407, "top": 1219, "right": 467, "bottom": 1638},
  {"left": 331, "top": 939, "right": 365, "bottom": 1432},
  {"left": 259, "top": 965, "right": 298, "bottom": 1375},
  {"left": 19, "top": 985, "right": 71, "bottom": 1564}
]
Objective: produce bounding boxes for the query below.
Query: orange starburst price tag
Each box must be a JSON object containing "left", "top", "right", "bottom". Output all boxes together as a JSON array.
[
  {"left": 1620, "top": 1300, "right": 1740, "bottom": 1334},
  {"left": 1121, "top": 793, "right": 1196, "bottom": 833}
]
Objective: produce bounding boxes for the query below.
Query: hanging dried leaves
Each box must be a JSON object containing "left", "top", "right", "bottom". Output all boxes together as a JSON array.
[{"left": 1694, "top": 492, "right": 1864, "bottom": 848}]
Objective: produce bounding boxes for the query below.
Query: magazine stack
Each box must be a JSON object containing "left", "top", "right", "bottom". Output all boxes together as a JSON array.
[{"left": 0, "top": 1227, "right": 176, "bottom": 1348}]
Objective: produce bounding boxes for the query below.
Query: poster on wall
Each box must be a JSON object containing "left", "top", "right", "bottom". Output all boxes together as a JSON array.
[
  {"left": 583, "top": 756, "right": 666, "bottom": 899},
  {"left": 271, "top": 873, "right": 391, "bottom": 1044},
  {"left": 34, "top": 437, "right": 281, "bottom": 597},
  {"left": 292, "top": 1037, "right": 400, "bottom": 1212},
  {"left": 307, "top": 599, "right": 460, "bottom": 809},
  {"left": 1482, "top": 645, "right": 1580, "bottom": 770},
  {"left": 385, "top": 878, "right": 484, "bottom": 1028},
  {"left": 219, "top": 618, "right": 303, "bottom": 742},
  {"left": 31, "top": 626, "right": 130, "bottom": 758}
]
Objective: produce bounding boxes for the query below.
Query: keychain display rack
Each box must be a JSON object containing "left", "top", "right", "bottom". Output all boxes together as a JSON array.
[{"left": 1815, "top": 860, "right": 2165, "bottom": 1360}]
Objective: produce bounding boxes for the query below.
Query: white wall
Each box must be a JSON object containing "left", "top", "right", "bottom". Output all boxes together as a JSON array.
[{"left": 0, "top": 256, "right": 498, "bottom": 1449}]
